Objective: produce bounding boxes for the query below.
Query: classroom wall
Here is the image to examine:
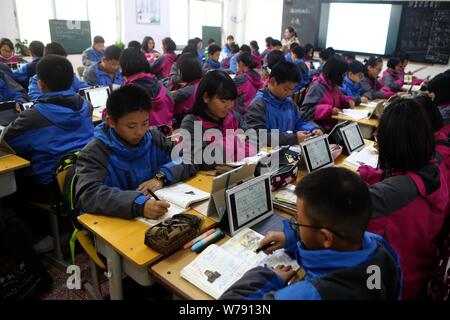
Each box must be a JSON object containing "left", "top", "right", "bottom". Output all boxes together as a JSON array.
[{"left": 1, "top": 0, "right": 20, "bottom": 42}]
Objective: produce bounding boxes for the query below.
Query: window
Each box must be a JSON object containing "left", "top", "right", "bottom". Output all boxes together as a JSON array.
[
  {"left": 86, "top": 0, "right": 120, "bottom": 45},
  {"left": 55, "top": 0, "right": 88, "bottom": 20},
  {"left": 169, "top": 0, "right": 189, "bottom": 45},
  {"left": 16, "top": 0, "right": 54, "bottom": 44}
]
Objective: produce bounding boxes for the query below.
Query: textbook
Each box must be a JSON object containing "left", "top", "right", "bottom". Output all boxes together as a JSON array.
[
  {"left": 339, "top": 109, "right": 371, "bottom": 120},
  {"left": 344, "top": 145, "right": 379, "bottom": 168},
  {"left": 272, "top": 184, "right": 297, "bottom": 214},
  {"left": 181, "top": 228, "right": 300, "bottom": 299},
  {"left": 154, "top": 182, "right": 210, "bottom": 209}
]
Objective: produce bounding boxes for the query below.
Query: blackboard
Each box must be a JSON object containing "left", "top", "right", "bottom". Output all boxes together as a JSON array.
[
  {"left": 281, "top": 0, "right": 322, "bottom": 47},
  {"left": 202, "top": 26, "right": 222, "bottom": 49},
  {"left": 397, "top": 1, "right": 450, "bottom": 64},
  {"left": 49, "top": 20, "right": 92, "bottom": 55}
]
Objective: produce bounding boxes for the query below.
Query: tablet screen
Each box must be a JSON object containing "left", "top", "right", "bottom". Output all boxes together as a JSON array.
[
  {"left": 86, "top": 88, "right": 110, "bottom": 109},
  {"left": 342, "top": 124, "right": 364, "bottom": 153},
  {"left": 303, "top": 137, "right": 333, "bottom": 171}
]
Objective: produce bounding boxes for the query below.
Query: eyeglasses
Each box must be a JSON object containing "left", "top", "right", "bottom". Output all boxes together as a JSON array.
[{"left": 289, "top": 217, "right": 347, "bottom": 240}]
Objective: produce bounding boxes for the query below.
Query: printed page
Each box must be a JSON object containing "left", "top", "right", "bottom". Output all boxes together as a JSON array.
[
  {"left": 345, "top": 145, "right": 379, "bottom": 168},
  {"left": 155, "top": 182, "right": 210, "bottom": 208}
]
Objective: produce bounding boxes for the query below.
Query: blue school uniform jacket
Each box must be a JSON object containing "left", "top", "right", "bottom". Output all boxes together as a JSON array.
[
  {"left": 0, "top": 70, "right": 29, "bottom": 103},
  {"left": 12, "top": 57, "right": 41, "bottom": 89},
  {"left": 74, "top": 123, "right": 198, "bottom": 219},
  {"left": 340, "top": 75, "right": 362, "bottom": 105},
  {"left": 230, "top": 54, "right": 239, "bottom": 74},
  {"left": 82, "top": 47, "right": 104, "bottom": 68},
  {"left": 5, "top": 89, "right": 94, "bottom": 185},
  {"left": 246, "top": 87, "right": 318, "bottom": 146},
  {"left": 28, "top": 74, "right": 88, "bottom": 100},
  {"left": 83, "top": 62, "right": 124, "bottom": 87},
  {"left": 220, "top": 220, "right": 403, "bottom": 300}
]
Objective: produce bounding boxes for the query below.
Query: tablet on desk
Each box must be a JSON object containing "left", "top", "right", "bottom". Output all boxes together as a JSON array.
[
  {"left": 340, "top": 122, "right": 365, "bottom": 154},
  {"left": 84, "top": 86, "right": 111, "bottom": 117},
  {"left": 300, "top": 135, "right": 334, "bottom": 173}
]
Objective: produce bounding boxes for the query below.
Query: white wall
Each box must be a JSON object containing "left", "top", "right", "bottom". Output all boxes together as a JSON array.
[{"left": 0, "top": 0, "right": 20, "bottom": 42}]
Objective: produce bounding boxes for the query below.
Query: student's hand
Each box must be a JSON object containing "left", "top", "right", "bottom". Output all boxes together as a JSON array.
[
  {"left": 332, "top": 107, "right": 340, "bottom": 115},
  {"left": 143, "top": 199, "right": 170, "bottom": 219},
  {"left": 15, "top": 103, "right": 22, "bottom": 113},
  {"left": 360, "top": 96, "right": 369, "bottom": 104},
  {"left": 348, "top": 100, "right": 356, "bottom": 109},
  {"left": 312, "top": 129, "right": 323, "bottom": 136},
  {"left": 137, "top": 179, "right": 164, "bottom": 195},
  {"left": 260, "top": 231, "right": 286, "bottom": 254},
  {"left": 297, "top": 131, "right": 312, "bottom": 143},
  {"left": 272, "top": 265, "right": 297, "bottom": 284}
]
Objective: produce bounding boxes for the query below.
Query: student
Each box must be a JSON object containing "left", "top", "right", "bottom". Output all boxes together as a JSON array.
[
  {"left": 169, "top": 54, "right": 203, "bottom": 127},
  {"left": 271, "top": 39, "right": 283, "bottom": 52},
  {"left": 75, "top": 85, "right": 197, "bottom": 219},
  {"left": 221, "top": 167, "right": 402, "bottom": 300},
  {"left": 0, "top": 70, "right": 29, "bottom": 103},
  {"left": 284, "top": 43, "right": 299, "bottom": 63},
  {"left": 340, "top": 60, "right": 369, "bottom": 106},
  {"left": 5, "top": 55, "right": 94, "bottom": 200},
  {"left": 357, "top": 98, "right": 448, "bottom": 299},
  {"left": 83, "top": 45, "right": 124, "bottom": 87},
  {"left": 0, "top": 38, "right": 26, "bottom": 65},
  {"left": 343, "top": 52, "right": 356, "bottom": 64},
  {"left": 304, "top": 43, "right": 314, "bottom": 62},
  {"left": 222, "top": 35, "right": 235, "bottom": 58},
  {"left": 203, "top": 44, "right": 222, "bottom": 73},
  {"left": 360, "top": 56, "right": 390, "bottom": 101},
  {"left": 261, "top": 37, "right": 273, "bottom": 61},
  {"left": 142, "top": 36, "right": 160, "bottom": 63},
  {"left": 301, "top": 56, "right": 355, "bottom": 132},
  {"left": 396, "top": 51, "right": 423, "bottom": 86},
  {"left": 168, "top": 44, "right": 200, "bottom": 90},
  {"left": 234, "top": 52, "right": 264, "bottom": 115},
  {"left": 180, "top": 70, "right": 254, "bottom": 170},
  {"left": 28, "top": 42, "right": 88, "bottom": 100},
  {"left": 12, "top": 41, "right": 44, "bottom": 90},
  {"left": 127, "top": 40, "right": 142, "bottom": 51},
  {"left": 291, "top": 45, "right": 312, "bottom": 92},
  {"left": 221, "top": 44, "right": 239, "bottom": 70},
  {"left": 262, "top": 50, "right": 285, "bottom": 86},
  {"left": 204, "top": 38, "right": 216, "bottom": 61},
  {"left": 150, "top": 37, "right": 177, "bottom": 80},
  {"left": 282, "top": 26, "right": 300, "bottom": 51},
  {"left": 249, "top": 40, "right": 262, "bottom": 68},
  {"left": 120, "top": 48, "right": 174, "bottom": 126},
  {"left": 230, "top": 45, "right": 251, "bottom": 74},
  {"left": 82, "top": 36, "right": 105, "bottom": 69},
  {"left": 315, "top": 47, "right": 334, "bottom": 74},
  {"left": 427, "top": 72, "right": 450, "bottom": 136},
  {"left": 380, "top": 57, "right": 404, "bottom": 97},
  {"left": 246, "top": 61, "right": 322, "bottom": 147}
]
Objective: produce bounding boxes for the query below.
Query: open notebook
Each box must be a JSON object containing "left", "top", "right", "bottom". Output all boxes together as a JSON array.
[
  {"left": 181, "top": 228, "right": 300, "bottom": 299},
  {"left": 344, "top": 145, "right": 379, "bottom": 168},
  {"left": 339, "top": 109, "right": 372, "bottom": 120}
]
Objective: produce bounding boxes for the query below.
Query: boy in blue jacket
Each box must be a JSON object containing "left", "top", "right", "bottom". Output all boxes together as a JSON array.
[
  {"left": 83, "top": 45, "right": 124, "bottom": 87},
  {"left": 0, "top": 70, "right": 29, "bottom": 103},
  {"left": 5, "top": 55, "right": 94, "bottom": 200},
  {"left": 340, "top": 60, "right": 369, "bottom": 106},
  {"left": 12, "top": 41, "right": 44, "bottom": 90},
  {"left": 82, "top": 35, "right": 105, "bottom": 69},
  {"left": 74, "top": 85, "right": 198, "bottom": 220},
  {"left": 220, "top": 167, "right": 403, "bottom": 300},
  {"left": 246, "top": 60, "right": 322, "bottom": 147}
]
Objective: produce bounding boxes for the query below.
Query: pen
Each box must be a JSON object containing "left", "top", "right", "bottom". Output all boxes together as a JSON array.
[
  {"left": 194, "top": 232, "right": 225, "bottom": 254},
  {"left": 147, "top": 188, "right": 160, "bottom": 201},
  {"left": 183, "top": 228, "right": 216, "bottom": 249},
  {"left": 191, "top": 229, "right": 223, "bottom": 252},
  {"left": 255, "top": 241, "right": 276, "bottom": 254}
]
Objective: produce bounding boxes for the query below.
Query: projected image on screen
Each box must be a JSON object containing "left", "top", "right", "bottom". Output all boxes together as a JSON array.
[{"left": 325, "top": 3, "right": 392, "bottom": 55}]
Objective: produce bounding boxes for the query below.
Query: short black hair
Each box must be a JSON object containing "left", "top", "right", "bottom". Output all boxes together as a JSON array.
[
  {"left": 348, "top": 60, "right": 364, "bottom": 74},
  {"left": 93, "top": 36, "right": 105, "bottom": 44},
  {"left": 387, "top": 57, "right": 401, "bottom": 69},
  {"left": 304, "top": 43, "right": 314, "bottom": 54},
  {"left": 378, "top": 98, "right": 435, "bottom": 171},
  {"left": 250, "top": 40, "right": 259, "bottom": 51},
  {"left": 178, "top": 53, "right": 203, "bottom": 83},
  {"left": 162, "top": 37, "right": 176, "bottom": 52},
  {"left": 36, "top": 55, "right": 73, "bottom": 92},
  {"left": 270, "top": 60, "right": 301, "bottom": 84},
  {"left": 120, "top": 48, "right": 151, "bottom": 77},
  {"left": 266, "top": 50, "right": 285, "bottom": 69},
  {"left": 227, "top": 35, "right": 235, "bottom": 41},
  {"left": 322, "top": 56, "right": 348, "bottom": 86},
  {"left": 319, "top": 48, "right": 331, "bottom": 61},
  {"left": 363, "top": 56, "right": 383, "bottom": 76},
  {"left": 343, "top": 52, "right": 356, "bottom": 61},
  {"left": 414, "top": 95, "right": 443, "bottom": 133},
  {"left": 0, "top": 38, "right": 14, "bottom": 50},
  {"left": 265, "top": 37, "right": 273, "bottom": 47},
  {"left": 326, "top": 47, "right": 336, "bottom": 55},
  {"left": 106, "top": 85, "right": 152, "bottom": 122},
  {"left": 181, "top": 44, "right": 199, "bottom": 57},
  {"left": 240, "top": 44, "right": 251, "bottom": 54},
  {"left": 295, "top": 167, "right": 372, "bottom": 244},
  {"left": 291, "top": 45, "right": 305, "bottom": 59},
  {"left": 127, "top": 40, "right": 142, "bottom": 50},
  {"left": 208, "top": 38, "right": 216, "bottom": 45},
  {"left": 44, "top": 42, "right": 67, "bottom": 57},
  {"left": 29, "top": 41, "right": 44, "bottom": 57},
  {"left": 237, "top": 52, "right": 258, "bottom": 69},
  {"left": 104, "top": 45, "right": 122, "bottom": 61},
  {"left": 290, "top": 42, "right": 300, "bottom": 50},
  {"left": 271, "top": 39, "right": 282, "bottom": 48},
  {"left": 141, "top": 36, "right": 155, "bottom": 53},
  {"left": 396, "top": 50, "right": 409, "bottom": 64},
  {"left": 208, "top": 44, "right": 221, "bottom": 56},
  {"left": 231, "top": 44, "right": 240, "bottom": 54},
  {"left": 192, "top": 70, "right": 237, "bottom": 115},
  {"left": 427, "top": 72, "right": 450, "bottom": 107}
]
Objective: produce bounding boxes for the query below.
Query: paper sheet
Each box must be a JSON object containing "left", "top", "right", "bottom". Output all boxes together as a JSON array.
[
  {"left": 340, "top": 109, "right": 371, "bottom": 120},
  {"left": 344, "top": 145, "right": 379, "bottom": 168}
]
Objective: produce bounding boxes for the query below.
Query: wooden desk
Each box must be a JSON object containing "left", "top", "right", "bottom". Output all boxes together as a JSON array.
[
  {"left": 332, "top": 106, "right": 379, "bottom": 128},
  {"left": 92, "top": 115, "right": 102, "bottom": 124},
  {"left": 0, "top": 154, "right": 30, "bottom": 174},
  {"left": 77, "top": 174, "right": 218, "bottom": 300}
]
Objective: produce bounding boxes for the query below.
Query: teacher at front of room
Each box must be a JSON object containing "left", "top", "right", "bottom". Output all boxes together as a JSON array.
[{"left": 281, "top": 26, "right": 300, "bottom": 51}]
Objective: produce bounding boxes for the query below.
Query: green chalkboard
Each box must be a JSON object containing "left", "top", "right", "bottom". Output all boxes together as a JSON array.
[
  {"left": 49, "top": 20, "right": 92, "bottom": 54},
  {"left": 202, "top": 26, "right": 222, "bottom": 49}
]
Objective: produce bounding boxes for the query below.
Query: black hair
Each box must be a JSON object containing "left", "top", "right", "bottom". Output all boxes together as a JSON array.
[
  {"left": 36, "top": 55, "right": 73, "bottom": 92},
  {"left": 271, "top": 39, "right": 282, "bottom": 48},
  {"left": 270, "top": 60, "right": 301, "bottom": 84},
  {"left": 141, "top": 36, "right": 155, "bottom": 53},
  {"left": 319, "top": 48, "right": 331, "bottom": 61},
  {"left": 106, "top": 85, "right": 152, "bottom": 122},
  {"left": 250, "top": 41, "right": 259, "bottom": 51},
  {"left": 290, "top": 42, "right": 300, "bottom": 51},
  {"left": 208, "top": 44, "right": 222, "bottom": 56},
  {"left": 29, "top": 41, "right": 44, "bottom": 57},
  {"left": 0, "top": 38, "right": 14, "bottom": 50},
  {"left": 240, "top": 44, "right": 251, "bottom": 54},
  {"left": 181, "top": 44, "right": 199, "bottom": 57},
  {"left": 265, "top": 37, "right": 273, "bottom": 47},
  {"left": 266, "top": 50, "right": 285, "bottom": 69},
  {"left": 396, "top": 51, "right": 409, "bottom": 64},
  {"left": 285, "top": 26, "right": 298, "bottom": 38},
  {"left": 231, "top": 44, "right": 240, "bottom": 54},
  {"left": 291, "top": 45, "right": 305, "bottom": 59},
  {"left": 227, "top": 35, "right": 235, "bottom": 41},
  {"left": 304, "top": 43, "right": 314, "bottom": 54},
  {"left": 387, "top": 57, "right": 401, "bottom": 69},
  {"left": 119, "top": 48, "right": 151, "bottom": 77},
  {"left": 93, "top": 36, "right": 105, "bottom": 44},
  {"left": 103, "top": 45, "right": 122, "bottom": 61},
  {"left": 208, "top": 38, "right": 216, "bottom": 45},
  {"left": 44, "top": 42, "right": 67, "bottom": 57},
  {"left": 237, "top": 52, "right": 258, "bottom": 69},
  {"left": 348, "top": 60, "right": 364, "bottom": 74},
  {"left": 363, "top": 56, "right": 383, "bottom": 77},
  {"left": 326, "top": 47, "right": 336, "bottom": 56},
  {"left": 343, "top": 52, "right": 356, "bottom": 61},
  {"left": 127, "top": 40, "right": 142, "bottom": 50},
  {"left": 162, "top": 37, "right": 176, "bottom": 53},
  {"left": 178, "top": 53, "right": 203, "bottom": 83},
  {"left": 192, "top": 70, "right": 237, "bottom": 115},
  {"left": 427, "top": 72, "right": 450, "bottom": 107},
  {"left": 414, "top": 95, "right": 443, "bottom": 133},
  {"left": 378, "top": 98, "right": 434, "bottom": 172},
  {"left": 295, "top": 167, "right": 371, "bottom": 244},
  {"left": 322, "top": 56, "right": 348, "bottom": 86}
]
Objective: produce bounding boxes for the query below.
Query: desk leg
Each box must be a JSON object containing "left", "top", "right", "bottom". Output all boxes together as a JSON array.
[{"left": 96, "top": 237, "right": 123, "bottom": 300}]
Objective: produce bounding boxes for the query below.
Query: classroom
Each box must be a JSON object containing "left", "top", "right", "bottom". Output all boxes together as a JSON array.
[{"left": 0, "top": 0, "right": 449, "bottom": 306}]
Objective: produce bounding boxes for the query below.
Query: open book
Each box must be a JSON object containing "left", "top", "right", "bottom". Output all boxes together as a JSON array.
[
  {"left": 136, "top": 203, "right": 186, "bottom": 226},
  {"left": 181, "top": 228, "right": 300, "bottom": 299},
  {"left": 344, "top": 145, "right": 379, "bottom": 168},
  {"left": 339, "top": 109, "right": 372, "bottom": 120}
]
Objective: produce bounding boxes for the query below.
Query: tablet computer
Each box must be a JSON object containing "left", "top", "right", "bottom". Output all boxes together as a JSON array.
[{"left": 300, "top": 135, "right": 334, "bottom": 173}]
